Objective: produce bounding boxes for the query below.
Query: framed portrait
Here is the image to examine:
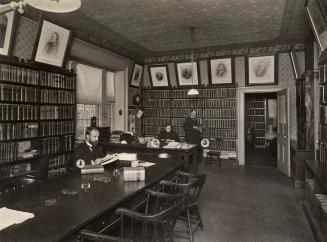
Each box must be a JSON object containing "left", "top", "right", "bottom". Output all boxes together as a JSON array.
[
  {"left": 208, "top": 57, "right": 234, "bottom": 85},
  {"left": 305, "top": 0, "right": 327, "bottom": 52},
  {"left": 246, "top": 55, "right": 278, "bottom": 86},
  {"left": 0, "top": 10, "right": 18, "bottom": 57},
  {"left": 32, "top": 19, "right": 72, "bottom": 68},
  {"left": 175, "top": 62, "right": 199, "bottom": 86},
  {"left": 130, "top": 63, "right": 143, "bottom": 88},
  {"left": 149, "top": 65, "right": 170, "bottom": 87}
]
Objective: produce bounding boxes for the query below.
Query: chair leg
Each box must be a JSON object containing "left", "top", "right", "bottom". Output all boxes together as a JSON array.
[
  {"left": 186, "top": 209, "right": 193, "bottom": 242},
  {"left": 195, "top": 206, "right": 204, "bottom": 230}
]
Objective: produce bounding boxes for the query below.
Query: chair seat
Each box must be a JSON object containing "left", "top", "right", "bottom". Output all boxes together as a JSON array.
[{"left": 206, "top": 151, "right": 221, "bottom": 167}]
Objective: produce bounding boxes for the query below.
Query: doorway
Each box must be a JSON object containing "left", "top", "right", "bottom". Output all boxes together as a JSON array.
[{"left": 245, "top": 93, "right": 277, "bottom": 167}]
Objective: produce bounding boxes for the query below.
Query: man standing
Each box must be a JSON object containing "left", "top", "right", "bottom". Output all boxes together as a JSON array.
[
  {"left": 69, "top": 127, "right": 106, "bottom": 171},
  {"left": 183, "top": 109, "right": 201, "bottom": 144}
]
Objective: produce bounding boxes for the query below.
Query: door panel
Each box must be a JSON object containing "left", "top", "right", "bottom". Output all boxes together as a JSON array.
[{"left": 277, "top": 89, "right": 290, "bottom": 177}]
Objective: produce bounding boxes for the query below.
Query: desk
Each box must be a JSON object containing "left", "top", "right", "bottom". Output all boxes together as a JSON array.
[
  {"left": 103, "top": 143, "right": 199, "bottom": 173},
  {"left": 0, "top": 157, "right": 184, "bottom": 242}
]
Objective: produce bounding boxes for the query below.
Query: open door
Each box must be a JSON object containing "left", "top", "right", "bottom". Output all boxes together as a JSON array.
[{"left": 277, "top": 89, "right": 290, "bottom": 177}]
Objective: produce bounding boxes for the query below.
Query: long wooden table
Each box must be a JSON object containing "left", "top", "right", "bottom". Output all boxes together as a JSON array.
[
  {"left": 103, "top": 143, "right": 199, "bottom": 173},
  {"left": 0, "top": 157, "right": 184, "bottom": 242}
]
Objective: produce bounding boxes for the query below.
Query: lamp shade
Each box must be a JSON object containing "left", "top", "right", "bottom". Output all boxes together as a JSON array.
[
  {"left": 187, "top": 88, "right": 199, "bottom": 96},
  {"left": 25, "top": 0, "right": 81, "bottom": 13}
]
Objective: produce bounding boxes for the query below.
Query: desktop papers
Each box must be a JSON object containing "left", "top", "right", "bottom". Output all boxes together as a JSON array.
[{"left": 0, "top": 207, "right": 34, "bottom": 231}]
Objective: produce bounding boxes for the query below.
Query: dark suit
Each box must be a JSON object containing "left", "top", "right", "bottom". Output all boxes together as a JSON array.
[
  {"left": 183, "top": 117, "right": 201, "bottom": 144},
  {"left": 68, "top": 142, "right": 106, "bottom": 172}
]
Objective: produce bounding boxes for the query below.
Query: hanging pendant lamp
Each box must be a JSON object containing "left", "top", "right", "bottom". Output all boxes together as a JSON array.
[
  {"left": 0, "top": 0, "right": 81, "bottom": 15},
  {"left": 187, "top": 27, "right": 199, "bottom": 96}
]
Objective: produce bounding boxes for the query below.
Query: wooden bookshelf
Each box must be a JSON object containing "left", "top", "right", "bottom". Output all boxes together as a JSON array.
[
  {"left": 246, "top": 97, "right": 266, "bottom": 148},
  {"left": 141, "top": 86, "right": 237, "bottom": 155},
  {"left": 0, "top": 58, "right": 76, "bottom": 179}
]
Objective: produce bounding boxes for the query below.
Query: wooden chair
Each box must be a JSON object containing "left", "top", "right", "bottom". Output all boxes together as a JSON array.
[
  {"left": 159, "top": 173, "right": 207, "bottom": 242},
  {"left": 202, "top": 138, "right": 221, "bottom": 167},
  {"left": 79, "top": 190, "right": 184, "bottom": 242}
]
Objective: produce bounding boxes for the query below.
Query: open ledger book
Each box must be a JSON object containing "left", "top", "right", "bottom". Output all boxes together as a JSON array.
[{"left": 99, "top": 153, "right": 119, "bottom": 166}]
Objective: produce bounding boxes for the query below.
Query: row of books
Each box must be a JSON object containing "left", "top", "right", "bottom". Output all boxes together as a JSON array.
[
  {"left": 39, "top": 121, "right": 74, "bottom": 137},
  {"left": 0, "top": 142, "right": 17, "bottom": 164},
  {"left": 254, "top": 137, "right": 266, "bottom": 147},
  {"left": 0, "top": 163, "right": 31, "bottom": 178},
  {"left": 247, "top": 116, "right": 265, "bottom": 123},
  {"left": 202, "top": 119, "right": 237, "bottom": 129},
  {"left": 171, "top": 90, "right": 202, "bottom": 99},
  {"left": 208, "top": 139, "right": 237, "bottom": 151},
  {"left": 40, "top": 135, "right": 73, "bottom": 155},
  {"left": 143, "top": 117, "right": 171, "bottom": 126},
  {"left": 249, "top": 122, "right": 265, "bottom": 130},
  {"left": 0, "top": 64, "right": 39, "bottom": 85},
  {"left": 144, "top": 108, "right": 171, "bottom": 117},
  {"left": 40, "top": 71, "right": 75, "bottom": 90},
  {"left": 143, "top": 90, "right": 171, "bottom": 99},
  {"left": 171, "top": 118, "right": 202, "bottom": 127},
  {"left": 202, "top": 129, "right": 237, "bottom": 140},
  {"left": 321, "top": 106, "right": 327, "bottom": 125},
  {"left": 0, "top": 84, "right": 39, "bottom": 103},
  {"left": 202, "top": 109, "right": 236, "bottom": 119},
  {"left": 0, "top": 122, "right": 38, "bottom": 141},
  {"left": 171, "top": 108, "right": 196, "bottom": 118},
  {"left": 143, "top": 126, "right": 160, "bottom": 135},
  {"left": 142, "top": 99, "right": 171, "bottom": 108},
  {"left": 203, "top": 99, "right": 236, "bottom": 108},
  {"left": 0, "top": 104, "right": 38, "bottom": 121},
  {"left": 40, "top": 106, "right": 74, "bottom": 120},
  {"left": 247, "top": 108, "right": 265, "bottom": 115},
  {"left": 252, "top": 129, "right": 265, "bottom": 137},
  {"left": 40, "top": 89, "right": 75, "bottom": 104},
  {"left": 171, "top": 99, "right": 203, "bottom": 108},
  {"left": 142, "top": 88, "right": 237, "bottom": 99},
  {"left": 319, "top": 143, "right": 327, "bottom": 165},
  {"left": 202, "top": 88, "right": 236, "bottom": 98},
  {"left": 48, "top": 153, "right": 71, "bottom": 169}
]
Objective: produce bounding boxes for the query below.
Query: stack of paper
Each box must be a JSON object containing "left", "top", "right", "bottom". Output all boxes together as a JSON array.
[
  {"left": 0, "top": 207, "right": 34, "bottom": 231},
  {"left": 118, "top": 153, "right": 137, "bottom": 161}
]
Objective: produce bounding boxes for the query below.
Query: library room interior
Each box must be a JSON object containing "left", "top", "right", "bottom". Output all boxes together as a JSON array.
[{"left": 1, "top": 0, "right": 327, "bottom": 241}]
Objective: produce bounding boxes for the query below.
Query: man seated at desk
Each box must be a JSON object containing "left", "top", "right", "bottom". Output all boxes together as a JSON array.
[
  {"left": 158, "top": 123, "right": 180, "bottom": 142},
  {"left": 69, "top": 127, "right": 106, "bottom": 171}
]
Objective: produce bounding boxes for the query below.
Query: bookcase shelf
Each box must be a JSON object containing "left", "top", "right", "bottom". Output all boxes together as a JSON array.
[
  {"left": 246, "top": 97, "right": 266, "bottom": 148},
  {"left": 0, "top": 58, "right": 76, "bottom": 179},
  {"left": 141, "top": 87, "right": 237, "bottom": 155}
]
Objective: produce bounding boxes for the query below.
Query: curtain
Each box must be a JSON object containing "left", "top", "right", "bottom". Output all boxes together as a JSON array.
[{"left": 76, "top": 63, "right": 103, "bottom": 104}]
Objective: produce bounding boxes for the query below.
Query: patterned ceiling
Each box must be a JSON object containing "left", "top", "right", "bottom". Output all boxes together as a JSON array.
[{"left": 20, "top": 0, "right": 310, "bottom": 60}]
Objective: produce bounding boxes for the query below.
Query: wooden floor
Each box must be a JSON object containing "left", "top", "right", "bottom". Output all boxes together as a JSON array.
[
  {"left": 175, "top": 162, "right": 315, "bottom": 242},
  {"left": 246, "top": 148, "right": 277, "bottom": 167}
]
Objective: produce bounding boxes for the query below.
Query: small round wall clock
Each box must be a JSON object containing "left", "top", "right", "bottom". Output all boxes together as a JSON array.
[{"left": 133, "top": 94, "right": 141, "bottom": 106}]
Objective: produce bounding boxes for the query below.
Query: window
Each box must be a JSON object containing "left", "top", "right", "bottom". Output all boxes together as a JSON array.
[{"left": 74, "top": 63, "right": 115, "bottom": 141}]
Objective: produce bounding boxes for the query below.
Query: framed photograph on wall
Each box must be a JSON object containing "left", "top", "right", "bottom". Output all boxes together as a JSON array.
[
  {"left": 175, "top": 61, "right": 199, "bottom": 86},
  {"left": 32, "top": 19, "right": 72, "bottom": 68},
  {"left": 0, "top": 11, "right": 18, "bottom": 57},
  {"left": 130, "top": 63, "right": 143, "bottom": 88},
  {"left": 306, "top": 0, "right": 327, "bottom": 52},
  {"left": 148, "top": 65, "right": 170, "bottom": 87},
  {"left": 246, "top": 55, "right": 278, "bottom": 86},
  {"left": 208, "top": 57, "right": 234, "bottom": 85}
]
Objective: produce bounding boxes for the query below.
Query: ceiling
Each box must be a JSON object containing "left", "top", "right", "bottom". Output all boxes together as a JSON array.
[{"left": 21, "top": 0, "right": 311, "bottom": 60}]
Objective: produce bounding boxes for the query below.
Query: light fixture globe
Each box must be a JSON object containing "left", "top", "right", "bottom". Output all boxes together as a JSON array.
[
  {"left": 187, "top": 88, "right": 199, "bottom": 96},
  {"left": 25, "top": 0, "right": 81, "bottom": 13}
]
